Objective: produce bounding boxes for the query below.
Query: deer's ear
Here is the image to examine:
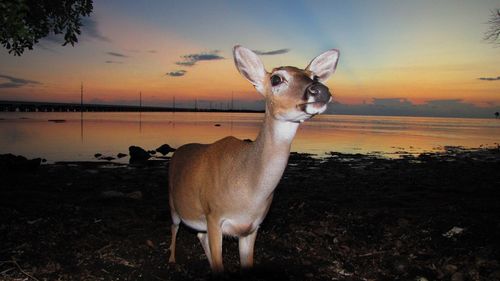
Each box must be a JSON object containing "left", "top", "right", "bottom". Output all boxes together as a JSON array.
[
  {"left": 233, "top": 45, "right": 267, "bottom": 94},
  {"left": 306, "top": 49, "right": 339, "bottom": 82}
]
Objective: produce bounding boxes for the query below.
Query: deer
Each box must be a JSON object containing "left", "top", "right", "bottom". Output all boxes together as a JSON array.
[{"left": 168, "top": 45, "right": 339, "bottom": 272}]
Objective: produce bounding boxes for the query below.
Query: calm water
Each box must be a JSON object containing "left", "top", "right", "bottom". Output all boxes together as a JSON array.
[{"left": 0, "top": 112, "right": 499, "bottom": 163}]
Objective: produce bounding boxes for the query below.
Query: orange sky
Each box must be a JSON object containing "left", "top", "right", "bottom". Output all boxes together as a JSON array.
[{"left": 0, "top": 0, "right": 499, "bottom": 115}]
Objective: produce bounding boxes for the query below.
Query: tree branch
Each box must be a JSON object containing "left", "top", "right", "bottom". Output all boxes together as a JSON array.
[{"left": 484, "top": 9, "right": 500, "bottom": 45}]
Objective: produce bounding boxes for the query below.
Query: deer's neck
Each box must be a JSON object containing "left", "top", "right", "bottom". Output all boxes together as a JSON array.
[{"left": 250, "top": 111, "right": 299, "bottom": 199}]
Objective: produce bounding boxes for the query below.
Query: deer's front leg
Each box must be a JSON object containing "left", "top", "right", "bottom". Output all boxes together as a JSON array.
[
  {"left": 239, "top": 229, "right": 258, "bottom": 268},
  {"left": 207, "top": 216, "right": 224, "bottom": 272}
]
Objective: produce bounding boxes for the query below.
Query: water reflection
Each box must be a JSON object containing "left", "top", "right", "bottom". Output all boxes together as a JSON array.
[
  {"left": 139, "top": 111, "right": 142, "bottom": 134},
  {"left": 0, "top": 112, "right": 499, "bottom": 163},
  {"left": 80, "top": 111, "right": 84, "bottom": 143}
]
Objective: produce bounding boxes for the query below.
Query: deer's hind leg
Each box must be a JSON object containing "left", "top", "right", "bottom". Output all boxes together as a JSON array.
[
  {"left": 168, "top": 204, "right": 181, "bottom": 263},
  {"left": 197, "top": 232, "right": 213, "bottom": 268}
]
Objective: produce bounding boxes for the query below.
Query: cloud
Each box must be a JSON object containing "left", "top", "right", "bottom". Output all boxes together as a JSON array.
[
  {"left": 175, "top": 61, "right": 196, "bottom": 66},
  {"left": 425, "top": 99, "right": 463, "bottom": 105},
  {"left": 81, "top": 17, "right": 110, "bottom": 42},
  {"left": 252, "top": 48, "right": 291, "bottom": 56},
  {"left": 123, "top": 49, "right": 156, "bottom": 54},
  {"left": 105, "top": 60, "right": 123, "bottom": 64},
  {"left": 372, "top": 98, "right": 414, "bottom": 107},
  {"left": 107, "top": 52, "right": 128, "bottom": 58},
  {"left": 478, "top": 76, "right": 500, "bottom": 81},
  {"left": 327, "top": 98, "right": 497, "bottom": 118},
  {"left": 0, "top": 74, "right": 41, "bottom": 89},
  {"left": 165, "top": 70, "right": 187, "bottom": 77},
  {"left": 175, "top": 50, "right": 224, "bottom": 66}
]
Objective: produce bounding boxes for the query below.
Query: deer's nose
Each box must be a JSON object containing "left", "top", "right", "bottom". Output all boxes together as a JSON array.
[{"left": 305, "top": 83, "right": 331, "bottom": 103}]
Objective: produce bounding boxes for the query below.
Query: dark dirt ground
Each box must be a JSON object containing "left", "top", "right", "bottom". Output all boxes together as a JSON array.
[{"left": 1, "top": 147, "right": 500, "bottom": 281}]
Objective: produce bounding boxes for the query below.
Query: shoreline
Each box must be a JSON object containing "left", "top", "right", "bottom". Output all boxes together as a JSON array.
[
  {"left": 1, "top": 147, "right": 499, "bottom": 280},
  {"left": 3, "top": 144, "right": 500, "bottom": 166}
]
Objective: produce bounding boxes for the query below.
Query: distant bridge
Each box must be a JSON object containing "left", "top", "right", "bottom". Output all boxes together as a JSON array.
[
  {"left": 0, "top": 100, "right": 262, "bottom": 113},
  {"left": 0, "top": 100, "right": 174, "bottom": 112}
]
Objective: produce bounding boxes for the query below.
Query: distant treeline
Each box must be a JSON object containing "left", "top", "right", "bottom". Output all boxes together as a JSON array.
[{"left": 0, "top": 100, "right": 264, "bottom": 113}]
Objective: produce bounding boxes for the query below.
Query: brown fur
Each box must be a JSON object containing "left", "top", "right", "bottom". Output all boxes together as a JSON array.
[{"left": 167, "top": 46, "right": 338, "bottom": 272}]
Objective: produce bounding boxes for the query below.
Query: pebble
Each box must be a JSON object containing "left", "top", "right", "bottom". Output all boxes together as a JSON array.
[
  {"left": 444, "top": 264, "right": 458, "bottom": 274},
  {"left": 451, "top": 272, "right": 464, "bottom": 281}
]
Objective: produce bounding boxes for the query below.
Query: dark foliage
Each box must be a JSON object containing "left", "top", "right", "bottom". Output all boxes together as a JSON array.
[
  {"left": 485, "top": 9, "right": 500, "bottom": 45},
  {"left": 0, "top": 0, "right": 93, "bottom": 55}
]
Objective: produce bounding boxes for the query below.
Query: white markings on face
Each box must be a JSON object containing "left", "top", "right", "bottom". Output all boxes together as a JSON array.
[
  {"left": 304, "top": 103, "right": 328, "bottom": 115},
  {"left": 271, "top": 82, "right": 286, "bottom": 95},
  {"left": 270, "top": 70, "right": 292, "bottom": 95},
  {"left": 278, "top": 109, "right": 312, "bottom": 124}
]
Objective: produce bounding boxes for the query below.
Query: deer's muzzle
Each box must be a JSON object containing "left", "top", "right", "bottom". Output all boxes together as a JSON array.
[{"left": 305, "top": 82, "right": 331, "bottom": 104}]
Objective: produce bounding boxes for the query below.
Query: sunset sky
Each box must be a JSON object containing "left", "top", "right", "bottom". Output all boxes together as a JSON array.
[{"left": 0, "top": 0, "right": 499, "bottom": 117}]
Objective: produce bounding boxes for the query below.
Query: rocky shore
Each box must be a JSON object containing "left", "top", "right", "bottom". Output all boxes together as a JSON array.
[{"left": 1, "top": 146, "right": 499, "bottom": 280}]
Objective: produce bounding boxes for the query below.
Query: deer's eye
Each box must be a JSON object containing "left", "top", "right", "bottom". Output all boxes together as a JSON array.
[{"left": 270, "top": 75, "right": 283, "bottom": 86}]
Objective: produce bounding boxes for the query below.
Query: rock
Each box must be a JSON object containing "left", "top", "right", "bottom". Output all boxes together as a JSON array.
[
  {"left": 489, "top": 270, "right": 500, "bottom": 280},
  {"left": 442, "top": 226, "right": 465, "bottom": 238},
  {"left": 397, "top": 218, "right": 409, "bottom": 227},
  {"left": 451, "top": 272, "right": 464, "bottom": 281},
  {"left": 100, "top": 156, "right": 115, "bottom": 161},
  {"left": 48, "top": 119, "right": 66, "bottom": 123},
  {"left": 243, "top": 139, "right": 253, "bottom": 142},
  {"left": 146, "top": 239, "right": 156, "bottom": 249},
  {"left": 444, "top": 264, "right": 458, "bottom": 274},
  {"left": 0, "top": 154, "right": 41, "bottom": 172},
  {"left": 94, "top": 153, "right": 102, "bottom": 158},
  {"left": 100, "top": 190, "right": 125, "bottom": 198},
  {"left": 100, "top": 190, "right": 142, "bottom": 200},
  {"left": 129, "top": 146, "right": 150, "bottom": 164},
  {"left": 148, "top": 150, "right": 157, "bottom": 155},
  {"left": 391, "top": 256, "right": 409, "bottom": 273},
  {"left": 468, "top": 269, "right": 480, "bottom": 280},
  {"left": 117, "top": 153, "right": 127, "bottom": 158},
  {"left": 395, "top": 240, "right": 403, "bottom": 248},
  {"left": 214, "top": 123, "right": 221, "bottom": 127},
  {"left": 155, "top": 144, "right": 176, "bottom": 155},
  {"left": 27, "top": 218, "right": 43, "bottom": 225},
  {"left": 39, "top": 261, "right": 61, "bottom": 274},
  {"left": 126, "top": 191, "right": 142, "bottom": 200}
]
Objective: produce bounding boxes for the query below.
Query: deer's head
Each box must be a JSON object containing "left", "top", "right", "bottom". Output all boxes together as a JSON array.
[{"left": 233, "top": 45, "right": 339, "bottom": 123}]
